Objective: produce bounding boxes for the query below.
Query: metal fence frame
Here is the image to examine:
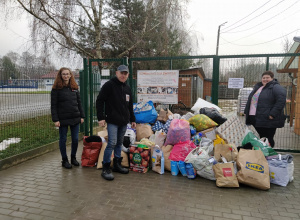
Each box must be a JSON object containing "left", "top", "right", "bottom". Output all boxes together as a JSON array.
[{"left": 82, "top": 53, "right": 300, "bottom": 152}]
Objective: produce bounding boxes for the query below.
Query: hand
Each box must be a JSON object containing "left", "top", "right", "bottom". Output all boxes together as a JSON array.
[
  {"left": 269, "top": 115, "right": 274, "bottom": 120},
  {"left": 131, "top": 122, "right": 136, "bottom": 129},
  {"left": 98, "top": 120, "right": 106, "bottom": 127},
  {"left": 54, "top": 121, "right": 60, "bottom": 127},
  {"left": 81, "top": 118, "right": 84, "bottom": 124}
]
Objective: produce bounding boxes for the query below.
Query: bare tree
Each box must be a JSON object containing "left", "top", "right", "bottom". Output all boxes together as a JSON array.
[
  {"left": 1, "top": 0, "right": 192, "bottom": 60},
  {"left": 281, "top": 36, "right": 293, "bottom": 53}
]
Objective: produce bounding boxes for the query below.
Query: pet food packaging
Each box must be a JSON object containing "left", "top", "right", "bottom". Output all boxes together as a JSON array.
[{"left": 129, "top": 144, "right": 150, "bottom": 173}]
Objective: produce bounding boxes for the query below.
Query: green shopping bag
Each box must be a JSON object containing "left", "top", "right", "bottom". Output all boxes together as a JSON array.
[{"left": 242, "top": 131, "right": 277, "bottom": 157}]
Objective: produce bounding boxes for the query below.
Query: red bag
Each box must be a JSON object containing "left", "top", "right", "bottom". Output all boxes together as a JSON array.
[
  {"left": 169, "top": 140, "right": 196, "bottom": 161},
  {"left": 81, "top": 136, "right": 102, "bottom": 167}
]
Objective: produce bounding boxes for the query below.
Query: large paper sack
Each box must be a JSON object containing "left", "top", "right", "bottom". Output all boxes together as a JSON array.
[{"left": 237, "top": 149, "right": 270, "bottom": 190}]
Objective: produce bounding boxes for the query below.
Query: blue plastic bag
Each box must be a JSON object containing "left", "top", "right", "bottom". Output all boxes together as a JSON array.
[{"left": 133, "top": 101, "right": 158, "bottom": 124}]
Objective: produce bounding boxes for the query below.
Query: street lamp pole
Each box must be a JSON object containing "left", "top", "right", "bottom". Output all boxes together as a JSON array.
[{"left": 216, "top": 21, "right": 227, "bottom": 56}]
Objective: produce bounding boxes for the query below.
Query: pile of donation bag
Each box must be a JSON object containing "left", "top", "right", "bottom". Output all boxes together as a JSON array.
[{"left": 82, "top": 98, "right": 294, "bottom": 189}]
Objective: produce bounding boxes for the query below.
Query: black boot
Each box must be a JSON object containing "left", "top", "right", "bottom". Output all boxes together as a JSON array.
[
  {"left": 62, "top": 159, "right": 72, "bottom": 169},
  {"left": 113, "top": 157, "right": 129, "bottom": 174},
  {"left": 101, "top": 162, "right": 114, "bottom": 181},
  {"left": 71, "top": 156, "right": 80, "bottom": 166}
]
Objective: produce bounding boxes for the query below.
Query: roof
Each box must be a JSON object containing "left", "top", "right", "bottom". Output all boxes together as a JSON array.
[
  {"left": 179, "top": 67, "right": 205, "bottom": 78},
  {"left": 41, "top": 71, "right": 79, "bottom": 79},
  {"left": 277, "top": 41, "right": 300, "bottom": 73}
]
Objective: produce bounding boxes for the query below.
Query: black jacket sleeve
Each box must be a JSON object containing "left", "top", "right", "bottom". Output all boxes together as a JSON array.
[
  {"left": 96, "top": 82, "right": 110, "bottom": 121},
  {"left": 270, "top": 84, "right": 286, "bottom": 118},
  {"left": 50, "top": 89, "right": 59, "bottom": 122}
]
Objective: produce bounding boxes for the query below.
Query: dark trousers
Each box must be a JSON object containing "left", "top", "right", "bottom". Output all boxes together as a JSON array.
[
  {"left": 59, "top": 123, "right": 80, "bottom": 160},
  {"left": 254, "top": 127, "right": 277, "bottom": 148},
  {"left": 247, "top": 115, "right": 277, "bottom": 148}
]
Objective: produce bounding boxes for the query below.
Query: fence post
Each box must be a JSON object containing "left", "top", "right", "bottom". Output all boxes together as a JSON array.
[
  {"left": 83, "top": 58, "right": 89, "bottom": 136},
  {"left": 211, "top": 56, "right": 220, "bottom": 106},
  {"left": 266, "top": 56, "right": 270, "bottom": 71},
  {"left": 89, "top": 61, "right": 93, "bottom": 136}
]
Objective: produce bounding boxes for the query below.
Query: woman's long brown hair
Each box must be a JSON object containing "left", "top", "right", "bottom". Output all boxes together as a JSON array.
[{"left": 52, "top": 67, "right": 79, "bottom": 90}]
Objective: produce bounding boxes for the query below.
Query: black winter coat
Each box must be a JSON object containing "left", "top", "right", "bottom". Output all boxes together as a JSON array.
[
  {"left": 96, "top": 77, "right": 135, "bottom": 126},
  {"left": 51, "top": 87, "right": 85, "bottom": 126},
  {"left": 244, "top": 79, "right": 286, "bottom": 128}
]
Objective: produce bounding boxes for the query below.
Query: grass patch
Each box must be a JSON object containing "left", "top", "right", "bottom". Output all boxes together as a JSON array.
[{"left": 0, "top": 115, "right": 59, "bottom": 159}]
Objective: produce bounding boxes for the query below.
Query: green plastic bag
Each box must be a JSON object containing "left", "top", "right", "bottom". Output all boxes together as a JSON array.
[{"left": 242, "top": 131, "right": 278, "bottom": 157}]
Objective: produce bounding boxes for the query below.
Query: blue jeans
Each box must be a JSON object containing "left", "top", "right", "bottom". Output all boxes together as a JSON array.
[
  {"left": 59, "top": 123, "right": 80, "bottom": 161},
  {"left": 103, "top": 123, "right": 127, "bottom": 164}
]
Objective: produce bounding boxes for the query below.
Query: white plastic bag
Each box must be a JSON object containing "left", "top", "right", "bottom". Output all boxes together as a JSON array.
[
  {"left": 191, "top": 98, "right": 221, "bottom": 113},
  {"left": 154, "top": 130, "right": 167, "bottom": 147},
  {"left": 197, "top": 163, "right": 216, "bottom": 181},
  {"left": 200, "top": 137, "right": 214, "bottom": 156},
  {"left": 184, "top": 147, "right": 210, "bottom": 171}
]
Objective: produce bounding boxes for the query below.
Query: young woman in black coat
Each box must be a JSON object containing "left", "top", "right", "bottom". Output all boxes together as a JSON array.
[
  {"left": 51, "top": 67, "right": 85, "bottom": 169},
  {"left": 244, "top": 71, "right": 286, "bottom": 148}
]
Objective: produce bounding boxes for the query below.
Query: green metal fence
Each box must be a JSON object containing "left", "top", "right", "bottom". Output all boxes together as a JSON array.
[
  {"left": 0, "top": 67, "right": 58, "bottom": 160},
  {"left": 1, "top": 53, "right": 300, "bottom": 162},
  {"left": 83, "top": 53, "right": 300, "bottom": 152}
]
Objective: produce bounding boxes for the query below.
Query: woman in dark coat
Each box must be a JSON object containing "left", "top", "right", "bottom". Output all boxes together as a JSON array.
[
  {"left": 244, "top": 71, "right": 286, "bottom": 148},
  {"left": 51, "top": 67, "right": 85, "bottom": 169}
]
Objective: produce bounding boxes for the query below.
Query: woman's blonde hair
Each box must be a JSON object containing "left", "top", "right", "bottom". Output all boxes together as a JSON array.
[{"left": 52, "top": 67, "right": 79, "bottom": 90}]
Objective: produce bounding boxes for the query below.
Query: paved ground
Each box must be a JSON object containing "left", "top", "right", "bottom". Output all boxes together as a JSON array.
[{"left": 0, "top": 141, "right": 300, "bottom": 220}]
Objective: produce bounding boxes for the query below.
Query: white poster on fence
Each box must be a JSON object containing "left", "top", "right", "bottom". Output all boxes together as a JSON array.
[
  {"left": 137, "top": 70, "right": 179, "bottom": 104},
  {"left": 228, "top": 78, "right": 244, "bottom": 89}
]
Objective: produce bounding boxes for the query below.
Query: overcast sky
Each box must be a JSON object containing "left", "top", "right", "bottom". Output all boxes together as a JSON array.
[{"left": 0, "top": 0, "right": 299, "bottom": 63}]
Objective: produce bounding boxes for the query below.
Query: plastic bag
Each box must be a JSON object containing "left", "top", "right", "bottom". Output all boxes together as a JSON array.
[
  {"left": 242, "top": 131, "right": 278, "bottom": 157},
  {"left": 169, "top": 140, "right": 196, "bottom": 161},
  {"left": 133, "top": 101, "right": 158, "bottom": 124},
  {"left": 81, "top": 136, "right": 102, "bottom": 167},
  {"left": 154, "top": 130, "right": 167, "bottom": 147},
  {"left": 199, "top": 107, "right": 227, "bottom": 125},
  {"left": 200, "top": 137, "right": 214, "bottom": 156},
  {"left": 184, "top": 147, "right": 210, "bottom": 170},
  {"left": 164, "top": 119, "right": 190, "bottom": 146},
  {"left": 151, "top": 121, "right": 164, "bottom": 131},
  {"left": 162, "top": 119, "right": 172, "bottom": 133},
  {"left": 189, "top": 114, "right": 218, "bottom": 132},
  {"left": 268, "top": 154, "right": 294, "bottom": 186},
  {"left": 191, "top": 98, "right": 221, "bottom": 113}
]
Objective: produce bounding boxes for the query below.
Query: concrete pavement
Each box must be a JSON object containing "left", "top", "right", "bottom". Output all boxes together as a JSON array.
[{"left": 0, "top": 141, "right": 300, "bottom": 220}]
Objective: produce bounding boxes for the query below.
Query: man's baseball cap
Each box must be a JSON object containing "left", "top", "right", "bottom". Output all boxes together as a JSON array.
[{"left": 117, "top": 65, "right": 129, "bottom": 72}]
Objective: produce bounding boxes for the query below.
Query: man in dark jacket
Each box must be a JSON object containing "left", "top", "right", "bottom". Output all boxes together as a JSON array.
[
  {"left": 244, "top": 71, "right": 286, "bottom": 147},
  {"left": 96, "top": 65, "right": 136, "bottom": 180}
]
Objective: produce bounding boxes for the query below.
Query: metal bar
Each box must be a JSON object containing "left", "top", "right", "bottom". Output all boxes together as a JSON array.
[
  {"left": 89, "top": 61, "right": 93, "bottom": 136},
  {"left": 79, "top": 70, "right": 84, "bottom": 133},
  {"left": 266, "top": 56, "right": 270, "bottom": 71},
  {"left": 83, "top": 58, "right": 89, "bottom": 136},
  {"left": 211, "top": 56, "right": 220, "bottom": 105}
]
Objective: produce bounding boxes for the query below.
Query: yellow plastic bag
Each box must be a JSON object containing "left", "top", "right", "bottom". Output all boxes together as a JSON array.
[{"left": 189, "top": 114, "right": 218, "bottom": 132}]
